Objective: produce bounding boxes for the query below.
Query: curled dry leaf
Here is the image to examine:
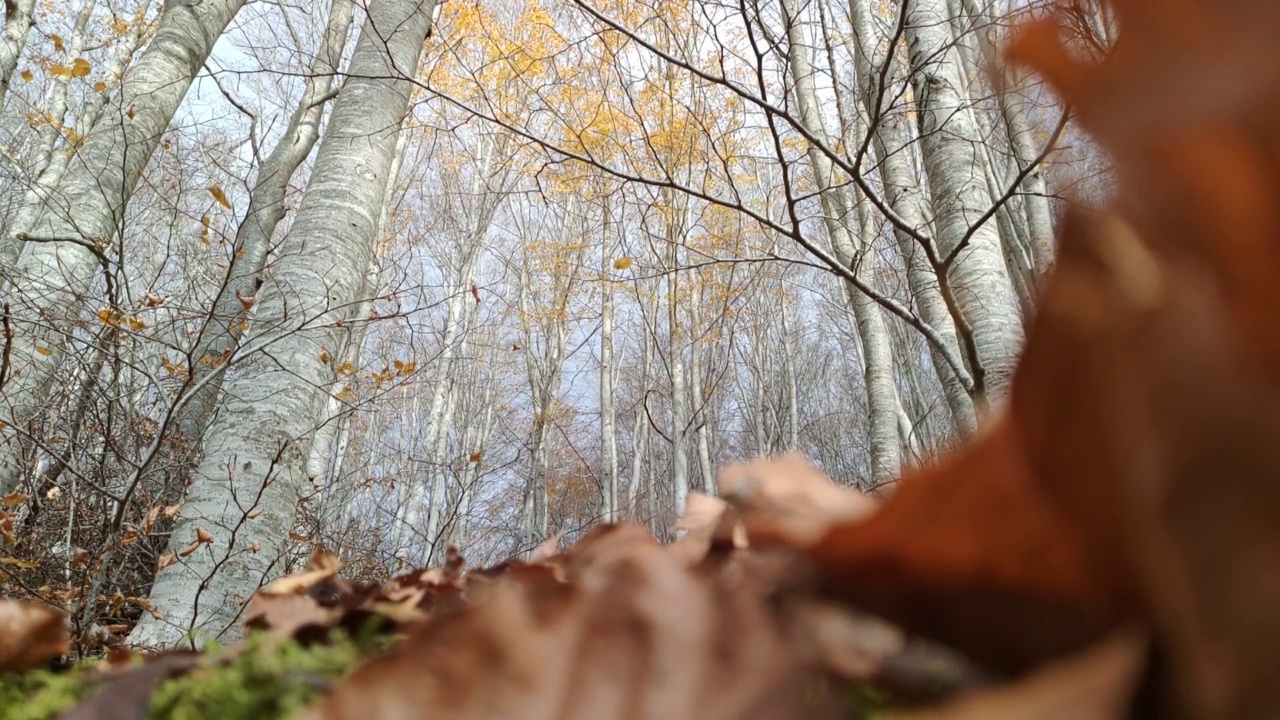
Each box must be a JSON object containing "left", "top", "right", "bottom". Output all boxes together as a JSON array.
[
  {"left": 717, "top": 453, "right": 878, "bottom": 546},
  {"left": 0, "top": 600, "right": 68, "bottom": 672},
  {"left": 242, "top": 593, "right": 340, "bottom": 640},
  {"left": 887, "top": 630, "right": 1146, "bottom": 720},
  {"left": 1001, "top": 1, "right": 1280, "bottom": 717},
  {"left": 3, "top": 491, "right": 30, "bottom": 507},
  {"left": 61, "top": 651, "right": 200, "bottom": 720},
  {"left": 194, "top": 526, "right": 214, "bottom": 544},
  {"left": 260, "top": 550, "right": 341, "bottom": 595}
]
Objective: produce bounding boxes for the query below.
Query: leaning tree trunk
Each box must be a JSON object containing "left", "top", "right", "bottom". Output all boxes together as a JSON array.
[
  {"left": 0, "top": 0, "right": 156, "bottom": 266},
  {"left": 0, "top": 0, "right": 249, "bottom": 496},
  {"left": 130, "top": 0, "right": 437, "bottom": 649},
  {"left": 781, "top": 0, "right": 902, "bottom": 483},
  {"left": 0, "top": 0, "right": 34, "bottom": 110},
  {"left": 174, "top": 0, "right": 354, "bottom": 456},
  {"left": 902, "top": 0, "right": 1025, "bottom": 403}
]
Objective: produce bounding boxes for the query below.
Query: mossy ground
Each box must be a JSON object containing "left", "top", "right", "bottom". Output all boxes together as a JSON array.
[{"left": 0, "top": 631, "right": 388, "bottom": 720}]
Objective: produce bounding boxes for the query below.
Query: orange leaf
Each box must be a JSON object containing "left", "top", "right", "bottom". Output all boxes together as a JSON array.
[{"left": 208, "top": 184, "right": 232, "bottom": 209}]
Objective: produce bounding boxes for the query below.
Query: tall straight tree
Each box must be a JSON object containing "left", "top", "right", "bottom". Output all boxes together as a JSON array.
[
  {"left": 902, "top": 0, "right": 1025, "bottom": 402},
  {"left": 131, "top": 0, "right": 438, "bottom": 648},
  {"left": 846, "top": 0, "right": 977, "bottom": 434},
  {"left": 780, "top": 0, "right": 901, "bottom": 483},
  {"left": 0, "top": 0, "right": 249, "bottom": 496}
]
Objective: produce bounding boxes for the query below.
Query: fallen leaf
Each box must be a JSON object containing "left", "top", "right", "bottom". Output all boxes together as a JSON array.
[
  {"left": 242, "top": 593, "right": 340, "bottom": 639},
  {"left": 717, "top": 453, "right": 878, "bottom": 545},
  {"left": 529, "top": 531, "right": 563, "bottom": 562},
  {"left": 0, "top": 600, "right": 68, "bottom": 672},
  {"left": 887, "top": 630, "right": 1146, "bottom": 720},
  {"left": 804, "top": 420, "right": 1116, "bottom": 673},
  {"left": 260, "top": 550, "right": 340, "bottom": 595},
  {"left": 305, "top": 524, "right": 845, "bottom": 720},
  {"left": 61, "top": 652, "right": 200, "bottom": 720},
  {"left": 3, "top": 491, "right": 30, "bottom": 507}
]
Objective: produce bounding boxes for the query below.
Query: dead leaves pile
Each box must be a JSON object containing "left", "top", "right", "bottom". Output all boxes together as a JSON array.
[{"left": 5, "top": 0, "right": 1280, "bottom": 716}]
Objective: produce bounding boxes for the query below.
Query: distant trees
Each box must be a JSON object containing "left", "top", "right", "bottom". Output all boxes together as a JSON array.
[{"left": 0, "top": 0, "right": 1094, "bottom": 650}]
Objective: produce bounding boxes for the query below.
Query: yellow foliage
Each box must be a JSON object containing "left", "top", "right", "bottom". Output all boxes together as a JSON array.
[
  {"left": 96, "top": 308, "right": 122, "bottom": 328},
  {"left": 612, "top": 257, "right": 633, "bottom": 271}
]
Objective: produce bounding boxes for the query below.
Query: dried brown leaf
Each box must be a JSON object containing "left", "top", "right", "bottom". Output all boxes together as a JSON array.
[
  {"left": 260, "top": 550, "right": 340, "bottom": 595},
  {"left": 887, "top": 630, "right": 1146, "bottom": 720},
  {"left": 305, "top": 523, "right": 844, "bottom": 720},
  {"left": 718, "top": 453, "right": 878, "bottom": 545},
  {"left": 0, "top": 600, "right": 68, "bottom": 672}
]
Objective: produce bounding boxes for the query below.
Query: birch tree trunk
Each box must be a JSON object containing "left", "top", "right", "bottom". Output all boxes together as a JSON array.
[
  {"left": 0, "top": 0, "right": 155, "bottom": 265},
  {"left": 130, "top": 0, "right": 436, "bottom": 648},
  {"left": 0, "top": 0, "right": 249, "bottom": 496},
  {"left": 0, "top": 0, "right": 34, "bottom": 110},
  {"left": 599, "top": 195, "right": 619, "bottom": 522},
  {"left": 391, "top": 132, "right": 509, "bottom": 557},
  {"left": 902, "top": 0, "right": 1024, "bottom": 402},
  {"left": 846, "top": 0, "right": 978, "bottom": 435},
  {"left": 625, "top": 323, "right": 653, "bottom": 521},
  {"left": 781, "top": 0, "right": 901, "bottom": 483},
  {"left": 175, "top": 0, "right": 354, "bottom": 453}
]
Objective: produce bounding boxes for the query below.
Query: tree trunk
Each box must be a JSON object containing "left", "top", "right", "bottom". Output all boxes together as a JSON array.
[
  {"left": 0, "top": 0, "right": 249, "bottom": 496},
  {"left": 902, "top": 0, "right": 1025, "bottom": 403},
  {"left": 174, "top": 0, "right": 354, "bottom": 454},
  {"left": 130, "top": 0, "right": 436, "bottom": 649},
  {"left": 0, "top": 0, "right": 34, "bottom": 110},
  {"left": 781, "top": 0, "right": 901, "bottom": 483},
  {"left": 599, "top": 193, "right": 619, "bottom": 522},
  {"left": 846, "top": 0, "right": 978, "bottom": 436}
]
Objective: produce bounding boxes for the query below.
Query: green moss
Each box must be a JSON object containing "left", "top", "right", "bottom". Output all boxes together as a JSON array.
[
  {"left": 0, "top": 663, "right": 96, "bottom": 720},
  {"left": 147, "top": 631, "right": 386, "bottom": 720},
  {"left": 0, "top": 627, "right": 391, "bottom": 720}
]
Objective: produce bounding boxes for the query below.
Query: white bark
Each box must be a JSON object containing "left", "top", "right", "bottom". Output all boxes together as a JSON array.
[
  {"left": 176, "top": 0, "right": 354, "bottom": 451},
  {"left": 0, "top": 0, "right": 249, "bottom": 496},
  {"left": 391, "top": 132, "right": 510, "bottom": 556},
  {"left": 902, "top": 0, "right": 1024, "bottom": 402},
  {"left": 781, "top": 0, "right": 901, "bottom": 483},
  {"left": 847, "top": 0, "right": 977, "bottom": 435},
  {"left": 598, "top": 194, "right": 619, "bottom": 522},
  {"left": 130, "top": 0, "right": 436, "bottom": 648},
  {"left": 0, "top": 0, "right": 34, "bottom": 110}
]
